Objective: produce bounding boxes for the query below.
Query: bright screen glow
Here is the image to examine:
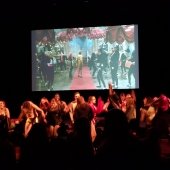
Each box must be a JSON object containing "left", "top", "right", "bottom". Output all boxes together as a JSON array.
[{"left": 32, "top": 25, "right": 139, "bottom": 91}]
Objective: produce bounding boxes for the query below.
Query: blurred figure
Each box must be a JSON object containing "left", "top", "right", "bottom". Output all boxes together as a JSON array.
[
  {"left": 54, "top": 93, "right": 69, "bottom": 113},
  {"left": 88, "top": 96, "right": 97, "bottom": 123},
  {"left": 46, "top": 98, "right": 62, "bottom": 138},
  {"left": 90, "top": 52, "right": 98, "bottom": 77},
  {"left": 102, "top": 97, "right": 110, "bottom": 113},
  {"left": 108, "top": 83, "right": 121, "bottom": 110},
  {"left": 19, "top": 100, "right": 46, "bottom": 138},
  {"left": 69, "top": 117, "right": 95, "bottom": 170},
  {"left": 54, "top": 93, "right": 69, "bottom": 125},
  {"left": 0, "top": 100, "right": 11, "bottom": 132},
  {"left": 120, "top": 50, "right": 127, "bottom": 78},
  {"left": 94, "top": 109, "right": 129, "bottom": 170},
  {"left": 151, "top": 94, "right": 170, "bottom": 139},
  {"left": 71, "top": 96, "right": 95, "bottom": 168},
  {"left": 110, "top": 46, "right": 119, "bottom": 88},
  {"left": 68, "top": 92, "right": 81, "bottom": 124},
  {"left": 96, "top": 48, "right": 106, "bottom": 89},
  {"left": 39, "top": 97, "right": 50, "bottom": 116},
  {"left": 139, "top": 96, "right": 156, "bottom": 126},
  {"left": 119, "top": 92, "right": 127, "bottom": 113},
  {"left": 127, "top": 50, "right": 138, "bottom": 87},
  {"left": 125, "top": 93, "right": 136, "bottom": 123},
  {"left": 68, "top": 53, "right": 74, "bottom": 79},
  {"left": 77, "top": 51, "right": 83, "bottom": 78},
  {"left": 88, "top": 96, "right": 97, "bottom": 142},
  {"left": 45, "top": 51, "right": 56, "bottom": 91},
  {"left": 74, "top": 96, "right": 94, "bottom": 123}
]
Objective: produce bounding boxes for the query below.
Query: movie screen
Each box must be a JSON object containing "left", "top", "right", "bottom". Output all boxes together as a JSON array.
[{"left": 32, "top": 25, "right": 139, "bottom": 91}]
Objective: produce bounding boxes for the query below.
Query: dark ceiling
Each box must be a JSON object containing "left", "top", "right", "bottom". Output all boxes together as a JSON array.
[{"left": 1, "top": 0, "right": 169, "bottom": 26}]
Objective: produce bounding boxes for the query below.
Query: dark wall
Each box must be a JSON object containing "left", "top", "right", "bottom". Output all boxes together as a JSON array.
[{"left": 0, "top": 0, "right": 170, "bottom": 117}]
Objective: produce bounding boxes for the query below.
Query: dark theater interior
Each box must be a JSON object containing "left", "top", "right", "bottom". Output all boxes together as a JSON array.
[{"left": 0, "top": 0, "right": 170, "bottom": 169}]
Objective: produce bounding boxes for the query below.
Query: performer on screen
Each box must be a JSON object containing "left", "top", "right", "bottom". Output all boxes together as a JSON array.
[
  {"left": 96, "top": 48, "right": 106, "bottom": 89},
  {"left": 110, "top": 46, "right": 119, "bottom": 88},
  {"left": 77, "top": 51, "right": 83, "bottom": 78},
  {"left": 127, "top": 50, "right": 137, "bottom": 87}
]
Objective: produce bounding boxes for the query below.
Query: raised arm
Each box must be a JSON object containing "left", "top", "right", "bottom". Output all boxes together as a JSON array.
[
  {"left": 131, "top": 90, "right": 136, "bottom": 103},
  {"left": 29, "top": 101, "right": 46, "bottom": 120},
  {"left": 108, "top": 83, "right": 121, "bottom": 109},
  {"left": 109, "top": 83, "right": 114, "bottom": 96}
]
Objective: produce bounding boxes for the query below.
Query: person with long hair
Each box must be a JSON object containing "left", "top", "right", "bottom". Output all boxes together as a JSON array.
[
  {"left": 46, "top": 98, "right": 63, "bottom": 138},
  {"left": 74, "top": 96, "right": 96, "bottom": 143},
  {"left": 0, "top": 100, "right": 11, "bottom": 133},
  {"left": 39, "top": 97, "right": 50, "bottom": 116},
  {"left": 19, "top": 100, "right": 46, "bottom": 137},
  {"left": 88, "top": 96, "right": 97, "bottom": 142}
]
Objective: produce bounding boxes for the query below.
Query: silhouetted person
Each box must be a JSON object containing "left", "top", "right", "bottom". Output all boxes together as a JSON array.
[
  {"left": 20, "top": 123, "right": 49, "bottom": 170},
  {"left": 94, "top": 109, "right": 129, "bottom": 170},
  {"left": 0, "top": 127, "right": 16, "bottom": 169},
  {"left": 69, "top": 117, "right": 95, "bottom": 170},
  {"left": 90, "top": 52, "right": 98, "bottom": 77}
]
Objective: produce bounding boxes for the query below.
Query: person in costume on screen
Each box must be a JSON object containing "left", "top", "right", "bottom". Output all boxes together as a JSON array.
[
  {"left": 68, "top": 53, "right": 74, "bottom": 79},
  {"left": 45, "top": 51, "right": 57, "bottom": 91},
  {"left": 59, "top": 50, "right": 67, "bottom": 71},
  {"left": 120, "top": 49, "right": 128, "bottom": 79},
  {"left": 100, "top": 38, "right": 109, "bottom": 73},
  {"left": 96, "top": 48, "right": 106, "bottom": 89},
  {"left": 90, "top": 52, "right": 98, "bottom": 78},
  {"left": 77, "top": 51, "right": 83, "bottom": 78},
  {"left": 37, "top": 45, "right": 49, "bottom": 87},
  {"left": 127, "top": 50, "right": 137, "bottom": 88},
  {"left": 110, "top": 46, "right": 119, "bottom": 88}
]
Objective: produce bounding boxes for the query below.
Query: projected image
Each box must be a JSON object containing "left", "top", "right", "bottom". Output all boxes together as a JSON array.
[{"left": 32, "top": 25, "right": 139, "bottom": 91}]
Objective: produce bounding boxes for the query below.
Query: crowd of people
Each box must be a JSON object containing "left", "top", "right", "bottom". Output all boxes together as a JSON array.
[{"left": 1, "top": 84, "right": 170, "bottom": 169}]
